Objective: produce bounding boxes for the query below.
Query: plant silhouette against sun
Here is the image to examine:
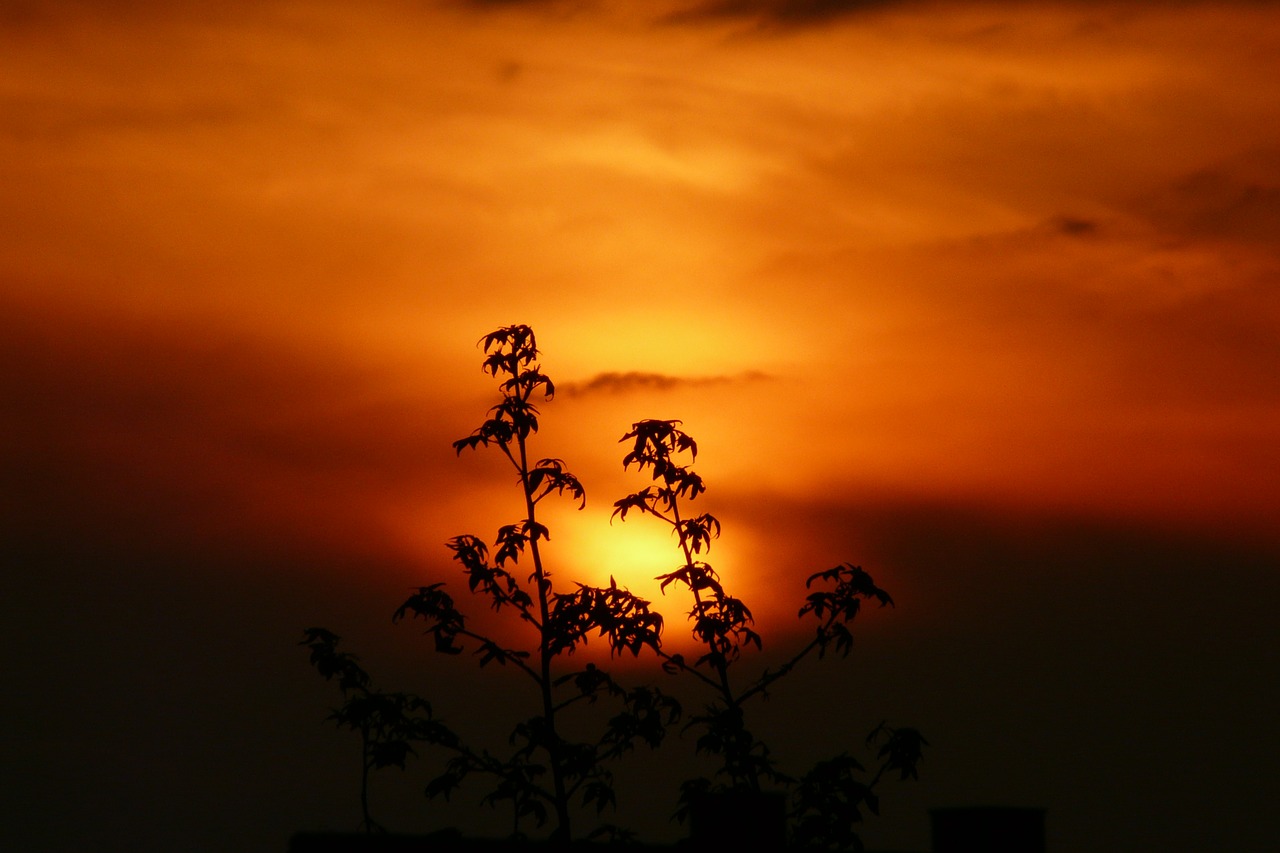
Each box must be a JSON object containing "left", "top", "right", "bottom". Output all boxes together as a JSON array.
[
  {"left": 387, "top": 325, "right": 679, "bottom": 842},
  {"left": 612, "top": 418, "right": 926, "bottom": 849},
  {"left": 304, "top": 325, "right": 921, "bottom": 846}
]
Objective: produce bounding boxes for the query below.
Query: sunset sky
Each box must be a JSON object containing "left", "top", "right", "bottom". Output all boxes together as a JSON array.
[{"left": 4, "top": 2, "right": 1278, "bottom": 851}]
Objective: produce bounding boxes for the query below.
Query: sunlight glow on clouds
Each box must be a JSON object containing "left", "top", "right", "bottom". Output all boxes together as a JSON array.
[{"left": 3, "top": 0, "right": 1279, "bottom": 583}]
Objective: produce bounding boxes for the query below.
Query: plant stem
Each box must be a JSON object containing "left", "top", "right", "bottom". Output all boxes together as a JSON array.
[
  {"left": 360, "top": 727, "right": 373, "bottom": 832},
  {"left": 669, "top": 490, "right": 760, "bottom": 791},
  {"left": 515, "top": 392, "right": 571, "bottom": 841}
]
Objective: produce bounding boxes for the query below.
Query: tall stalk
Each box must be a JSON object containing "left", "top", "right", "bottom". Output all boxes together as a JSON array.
[
  {"left": 389, "top": 326, "right": 677, "bottom": 841},
  {"left": 512, "top": 387, "right": 572, "bottom": 839},
  {"left": 613, "top": 418, "right": 925, "bottom": 842}
]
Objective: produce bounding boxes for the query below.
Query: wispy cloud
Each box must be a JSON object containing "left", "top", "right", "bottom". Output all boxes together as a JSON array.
[
  {"left": 559, "top": 369, "right": 772, "bottom": 397},
  {"left": 661, "top": 0, "right": 902, "bottom": 27}
]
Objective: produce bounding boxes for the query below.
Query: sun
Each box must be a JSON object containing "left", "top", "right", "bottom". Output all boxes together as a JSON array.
[
  {"left": 546, "top": 503, "right": 749, "bottom": 609},
  {"left": 553, "top": 514, "right": 684, "bottom": 601}
]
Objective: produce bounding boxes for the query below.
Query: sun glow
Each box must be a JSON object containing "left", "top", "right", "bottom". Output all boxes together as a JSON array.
[
  {"left": 551, "top": 510, "right": 685, "bottom": 600},
  {"left": 554, "top": 501, "right": 710, "bottom": 585},
  {"left": 542, "top": 503, "right": 763, "bottom": 654}
]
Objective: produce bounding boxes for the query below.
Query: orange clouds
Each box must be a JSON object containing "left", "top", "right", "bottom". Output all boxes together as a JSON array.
[{"left": 3, "top": 0, "right": 1279, "bottom": 577}]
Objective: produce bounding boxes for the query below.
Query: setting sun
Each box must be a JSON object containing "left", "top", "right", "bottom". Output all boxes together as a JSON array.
[
  {"left": 535, "top": 485, "right": 757, "bottom": 654},
  {"left": 556, "top": 511, "right": 686, "bottom": 594}
]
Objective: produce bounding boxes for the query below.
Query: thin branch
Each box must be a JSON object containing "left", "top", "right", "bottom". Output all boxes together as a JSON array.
[
  {"left": 655, "top": 649, "right": 721, "bottom": 691},
  {"left": 454, "top": 627, "right": 541, "bottom": 683},
  {"left": 735, "top": 616, "right": 836, "bottom": 706}
]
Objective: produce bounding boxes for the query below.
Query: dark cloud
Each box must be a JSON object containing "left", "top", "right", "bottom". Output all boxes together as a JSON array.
[
  {"left": 662, "top": 0, "right": 902, "bottom": 26},
  {"left": 656, "top": 0, "right": 1280, "bottom": 29},
  {"left": 1136, "top": 163, "right": 1280, "bottom": 245},
  {"left": 446, "top": 0, "right": 1127, "bottom": 30},
  {"left": 559, "top": 369, "right": 772, "bottom": 397},
  {"left": 1049, "top": 214, "right": 1099, "bottom": 237}
]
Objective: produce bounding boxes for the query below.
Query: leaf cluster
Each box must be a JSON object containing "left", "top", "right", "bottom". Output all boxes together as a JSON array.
[
  {"left": 800, "top": 563, "right": 894, "bottom": 659},
  {"left": 790, "top": 724, "right": 929, "bottom": 851}
]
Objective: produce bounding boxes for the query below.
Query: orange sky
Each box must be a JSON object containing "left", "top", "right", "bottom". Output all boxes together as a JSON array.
[
  {"left": 4, "top": 3, "right": 1279, "bottom": 852},
  {"left": 6, "top": 1, "right": 1277, "bottom": 551}
]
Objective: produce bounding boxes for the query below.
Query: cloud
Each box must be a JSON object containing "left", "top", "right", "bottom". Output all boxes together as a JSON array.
[
  {"left": 446, "top": 0, "right": 1280, "bottom": 32},
  {"left": 1048, "top": 214, "right": 1100, "bottom": 237},
  {"left": 1131, "top": 155, "right": 1280, "bottom": 245},
  {"left": 661, "top": 0, "right": 901, "bottom": 26},
  {"left": 559, "top": 369, "right": 772, "bottom": 397}
]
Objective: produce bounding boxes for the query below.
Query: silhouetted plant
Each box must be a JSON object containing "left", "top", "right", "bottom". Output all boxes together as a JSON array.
[
  {"left": 300, "top": 627, "right": 456, "bottom": 833},
  {"left": 613, "top": 418, "right": 926, "bottom": 849},
  {"left": 305, "top": 326, "right": 920, "bottom": 846},
  {"left": 385, "top": 325, "right": 679, "bottom": 841}
]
